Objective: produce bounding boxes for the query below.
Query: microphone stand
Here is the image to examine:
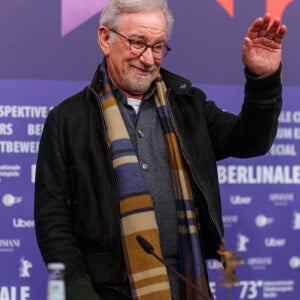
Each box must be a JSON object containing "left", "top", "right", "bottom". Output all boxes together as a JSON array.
[{"left": 136, "top": 235, "right": 212, "bottom": 300}]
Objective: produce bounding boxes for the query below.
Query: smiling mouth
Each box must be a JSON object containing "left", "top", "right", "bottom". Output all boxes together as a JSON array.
[{"left": 130, "top": 64, "right": 156, "bottom": 75}]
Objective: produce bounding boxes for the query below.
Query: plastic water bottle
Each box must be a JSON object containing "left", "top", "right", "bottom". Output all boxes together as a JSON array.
[{"left": 47, "top": 262, "right": 66, "bottom": 300}]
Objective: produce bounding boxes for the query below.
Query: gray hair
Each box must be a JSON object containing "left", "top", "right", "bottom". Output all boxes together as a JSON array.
[{"left": 99, "top": 0, "right": 174, "bottom": 40}]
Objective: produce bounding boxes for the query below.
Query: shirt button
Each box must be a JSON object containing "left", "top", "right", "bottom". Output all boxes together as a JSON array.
[
  {"left": 138, "top": 129, "right": 145, "bottom": 138},
  {"left": 141, "top": 163, "right": 148, "bottom": 171}
]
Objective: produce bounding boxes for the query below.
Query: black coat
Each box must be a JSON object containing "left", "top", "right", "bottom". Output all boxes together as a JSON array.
[{"left": 34, "top": 65, "right": 282, "bottom": 299}]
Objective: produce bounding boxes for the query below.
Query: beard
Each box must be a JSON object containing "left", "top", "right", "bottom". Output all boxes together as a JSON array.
[{"left": 123, "top": 62, "right": 158, "bottom": 94}]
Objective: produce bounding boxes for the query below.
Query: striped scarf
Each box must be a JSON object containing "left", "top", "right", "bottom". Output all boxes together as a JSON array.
[{"left": 98, "top": 71, "right": 210, "bottom": 300}]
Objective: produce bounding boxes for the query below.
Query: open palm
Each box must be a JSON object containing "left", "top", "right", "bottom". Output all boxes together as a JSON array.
[{"left": 242, "top": 14, "right": 287, "bottom": 77}]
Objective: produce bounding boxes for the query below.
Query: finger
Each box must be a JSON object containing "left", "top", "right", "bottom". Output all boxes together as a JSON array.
[
  {"left": 273, "top": 25, "right": 288, "bottom": 43},
  {"left": 246, "top": 18, "right": 264, "bottom": 39},
  {"left": 257, "top": 14, "right": 273, "bottom": 37},
  {"left": 243, "top": 36, "right": 252, "bottom": 47},
  {"left": 265, "top": 18, "right": 281, "bottom": 39},
  {"left": 246, "top": 13, "right": 271, "bottom": 39}
]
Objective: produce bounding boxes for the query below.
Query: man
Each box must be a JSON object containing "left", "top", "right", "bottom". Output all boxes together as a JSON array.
[{"left": 34, "top": 0, "right": 287, "bottom": 299}]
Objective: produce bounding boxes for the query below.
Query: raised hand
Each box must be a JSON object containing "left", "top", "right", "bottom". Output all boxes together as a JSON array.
[{"left": 242, "top": 13, "right": 287, "bottom": 77}]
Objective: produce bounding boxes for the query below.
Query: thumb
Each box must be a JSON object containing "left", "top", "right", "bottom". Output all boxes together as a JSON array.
[{"left": 243, "top": 36, "right": 252, "bottom": 49}]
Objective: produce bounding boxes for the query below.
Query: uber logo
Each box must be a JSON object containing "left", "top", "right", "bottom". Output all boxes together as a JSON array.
[
  {"left": 230, "top": 195, "right": 252, "bottom": 205},
  {"left": 265, "top": 237, "right": 286, "bottom": 247},
  {"left": 13, "top": 218, "right": 35, "bottom": 229}
]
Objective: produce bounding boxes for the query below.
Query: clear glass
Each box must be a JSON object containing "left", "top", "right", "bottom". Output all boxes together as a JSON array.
[
  {"left": 110, "top": 29, "right": 171, "bottom": 58},
  {"left": 47, "top": 263, "right": 66, "bottom": 300}
]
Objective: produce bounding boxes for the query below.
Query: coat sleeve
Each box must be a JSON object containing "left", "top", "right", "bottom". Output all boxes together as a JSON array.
[
  {"left": 204, "top": 65, "right": 282, "bottom": 160},
  {"left": 34, "top": 107, "right": 100, "bottom": 300}
]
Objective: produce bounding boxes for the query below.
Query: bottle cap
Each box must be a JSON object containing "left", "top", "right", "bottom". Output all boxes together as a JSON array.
[{"left": 47, "top": 262, "right": 65, "bottom": 270}]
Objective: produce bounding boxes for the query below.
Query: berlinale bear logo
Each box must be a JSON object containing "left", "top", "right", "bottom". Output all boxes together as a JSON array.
[{"left": 61, "top": 0, "right": 292, "bottom": 36}]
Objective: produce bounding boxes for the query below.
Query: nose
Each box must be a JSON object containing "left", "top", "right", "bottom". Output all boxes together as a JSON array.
[{"left": 139, "top": 47, "right": 155, "bottom": 66}]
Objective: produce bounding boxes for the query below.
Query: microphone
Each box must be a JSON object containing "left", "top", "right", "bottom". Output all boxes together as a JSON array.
[{"left": 136, "top": 235, "right": 212, "bottom": 300}]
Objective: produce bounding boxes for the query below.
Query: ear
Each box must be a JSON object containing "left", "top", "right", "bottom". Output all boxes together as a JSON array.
[{"left": 98, "top": 26, "right": 110, "bottom": 56}]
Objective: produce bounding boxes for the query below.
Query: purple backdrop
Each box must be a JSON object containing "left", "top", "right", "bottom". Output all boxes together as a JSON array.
[{"left": 1, "top": 0, "right": 299, "bottom": 299}]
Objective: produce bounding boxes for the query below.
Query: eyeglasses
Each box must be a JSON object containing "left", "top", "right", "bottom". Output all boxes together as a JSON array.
[{"left": 110, "top": 29, "right": 171, "bottom": 58}]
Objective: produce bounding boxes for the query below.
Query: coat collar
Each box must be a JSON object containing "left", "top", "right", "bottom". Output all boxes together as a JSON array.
[{"left": 90, "top": 63, "right": 192, "bottom": 95}]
